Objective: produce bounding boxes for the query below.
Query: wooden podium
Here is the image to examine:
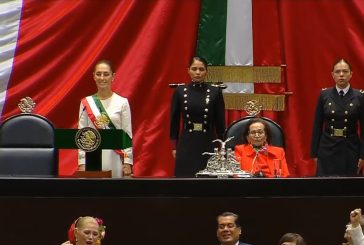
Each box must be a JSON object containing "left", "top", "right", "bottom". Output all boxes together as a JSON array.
[{"left": 55, "top": 129, "right": 126, "bottom": 178}]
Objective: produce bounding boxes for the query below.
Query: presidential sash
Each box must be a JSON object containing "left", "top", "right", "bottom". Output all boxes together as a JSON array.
[{"left": 81, "top": 95, "right": 132, "bottom": 157}]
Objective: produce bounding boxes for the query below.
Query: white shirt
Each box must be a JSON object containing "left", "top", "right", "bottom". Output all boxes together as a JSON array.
[
  {"left": 346, "top": 224, "right": 364, "bottom": 245},
  {"left": 336, "top": 84, "right": 350, "bottom": 96}
]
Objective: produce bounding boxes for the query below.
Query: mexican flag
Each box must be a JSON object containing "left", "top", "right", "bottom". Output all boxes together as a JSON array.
[
  {"left": 197, "top": 0, "right": 254, "bottom": 94},
  {"left": 0, "top": 0, "right": 22, "bottom": 115},
  {"left": 196, "top": 0, "right": 286, "bottom": 116}
]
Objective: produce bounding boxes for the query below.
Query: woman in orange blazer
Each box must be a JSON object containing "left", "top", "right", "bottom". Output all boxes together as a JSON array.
[{"left": 234, "top": 118, "right": 290, "bottom": 178}]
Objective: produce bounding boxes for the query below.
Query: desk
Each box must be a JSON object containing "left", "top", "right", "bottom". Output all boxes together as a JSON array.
[{"left": 1, "top": 177, "right": 364, "bottom": 244}]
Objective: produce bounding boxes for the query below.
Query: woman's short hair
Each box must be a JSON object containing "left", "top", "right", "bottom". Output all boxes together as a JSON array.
[{"left": 243, "top": 117, "right": 272, "bottom": 144}]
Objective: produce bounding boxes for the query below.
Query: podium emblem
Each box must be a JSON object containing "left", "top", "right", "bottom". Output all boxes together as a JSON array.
[{"left": 75, "top": 127, "right": 101, "bottom": 152}]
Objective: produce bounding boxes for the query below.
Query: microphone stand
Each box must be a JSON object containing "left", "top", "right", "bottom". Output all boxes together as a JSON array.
[{"left": 251, "top": 146, "right": 266, "bottom": 178}]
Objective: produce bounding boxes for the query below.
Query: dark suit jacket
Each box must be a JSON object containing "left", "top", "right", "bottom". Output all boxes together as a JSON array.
[{"left": 239, "top": 241, "right": 252, "bottom": 245}]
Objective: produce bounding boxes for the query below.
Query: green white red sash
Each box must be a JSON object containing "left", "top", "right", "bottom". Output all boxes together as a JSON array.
[{"left": 81, "top": 95, "right": 128, "bottom": 157}]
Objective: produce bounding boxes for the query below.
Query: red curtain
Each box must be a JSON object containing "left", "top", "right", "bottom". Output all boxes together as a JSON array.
[
  {"left": 2, "top": 0, "right": 201, "bottom": 176},
  {"left": 253, "top": 0, "right": 364, "bottom": 176},
  {"left": 2, "top": 0, "right": 364, "bottom": 177}
]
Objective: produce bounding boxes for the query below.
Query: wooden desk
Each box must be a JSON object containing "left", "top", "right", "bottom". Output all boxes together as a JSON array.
[{"left": 0, "top": 177, "right": 363, "bottom": 244}]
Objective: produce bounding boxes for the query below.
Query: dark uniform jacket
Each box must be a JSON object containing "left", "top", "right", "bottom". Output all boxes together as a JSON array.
[
  {"left": 170, "top": 82, "right": 225, "bottom": 177},
  {"left": 311, "top": 87, "right": 364, "bottom": 176}
]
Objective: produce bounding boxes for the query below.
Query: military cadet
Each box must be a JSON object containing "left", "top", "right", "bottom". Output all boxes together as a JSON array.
[
  {"left": 311, "top": 59, "right": 364, "bottom": 176},
  {"left": 170, "top": 56, "right": 226, "bottom": 177}
]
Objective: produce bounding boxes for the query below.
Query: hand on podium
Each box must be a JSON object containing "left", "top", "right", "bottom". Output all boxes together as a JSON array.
[
  {"left": 78, "top": 164, "right": 85, "bottom": 171},
  {"left": 123, "top": 163, "right": 132, "bottom": 177}
]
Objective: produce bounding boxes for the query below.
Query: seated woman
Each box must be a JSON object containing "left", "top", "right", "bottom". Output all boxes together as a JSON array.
[
  {"left": 234, "top": 118, "right": 290, "bottom": 177},
  {"left": 61, "top": 216, "right": 106, "bottom": 245}
]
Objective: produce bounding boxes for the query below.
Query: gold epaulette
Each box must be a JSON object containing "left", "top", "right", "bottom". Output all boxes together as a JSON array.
[{"left": 169, "top": 83, "right": 186, "bottom": 88}]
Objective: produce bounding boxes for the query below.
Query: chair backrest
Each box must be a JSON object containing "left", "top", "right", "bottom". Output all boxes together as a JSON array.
[
  {"left": 0, "top": 113, "right": 58, "bottom": 177},
  {"left": 224, "top": 116, "right": 285, "bottom": 149}
]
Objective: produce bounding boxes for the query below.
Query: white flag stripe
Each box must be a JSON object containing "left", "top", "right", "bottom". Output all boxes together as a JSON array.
[
  {"left": 226, "top": 0, "right": 253, "bottom": 65},
  {"left": 225, "top": 0, "right": 254, "bottom": 93},
  {"left": 224, "top": 82, "right": 254, "bottom": 93},
  {"left": 0, "top": 0, "right": 22, "bottom": 115}
]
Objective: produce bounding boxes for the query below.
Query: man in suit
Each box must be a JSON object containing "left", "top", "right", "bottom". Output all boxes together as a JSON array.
[{"left": 216, "top": 212, "right": 252, "bottom": 245}]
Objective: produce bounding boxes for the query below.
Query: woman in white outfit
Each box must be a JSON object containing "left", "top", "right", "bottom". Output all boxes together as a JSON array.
[{"left": 78, "top": 60, "right": 133, "bottom": 177}]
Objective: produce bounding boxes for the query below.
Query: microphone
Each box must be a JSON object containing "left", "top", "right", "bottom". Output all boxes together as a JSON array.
[
  {"left": 78, "top": 106, "right": 87, "bottom": 128},
  {"left": 252, "top": 145, "right": 267, "bottom": 178}
]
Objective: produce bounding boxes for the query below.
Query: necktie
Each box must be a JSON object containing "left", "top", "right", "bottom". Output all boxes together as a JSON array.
[{"left": 339, "top": 90, "right": 344, "bottom": 98}]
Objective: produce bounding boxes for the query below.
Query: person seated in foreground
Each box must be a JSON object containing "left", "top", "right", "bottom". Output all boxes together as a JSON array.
[
  {"left": 344, "top": 208, "right": 364, "bottom": 245},
  {"left": 216, "top": 211, "right": 253, "bottom": 245},
  {"left": 234, "top": 118, "right": 290, "bottom": 178},
  {"left": 61, "top": 216, "right": 106, "bottom": 245},
  {"left": 278, "top": 232, "right": 306, "bottom": 245}
]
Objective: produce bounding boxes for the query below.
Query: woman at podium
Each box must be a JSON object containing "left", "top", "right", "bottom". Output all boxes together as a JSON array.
[
  {"left": 170, "top": 56, "right": 226, "bottom": 177},
  {"left": 78, "top": 60, "right": 133, "bottom": 177}
]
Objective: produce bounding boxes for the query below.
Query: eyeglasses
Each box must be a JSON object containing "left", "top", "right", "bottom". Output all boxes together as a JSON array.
[{"left": 248, "top": 130, "right": 265, "bottom": 136}]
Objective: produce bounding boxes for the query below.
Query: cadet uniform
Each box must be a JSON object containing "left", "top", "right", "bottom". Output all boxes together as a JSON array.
[
  {"left": 170, "top": 82, "right": 225, "bottom": 177},
  {"left": 311, "top": 87, "right": 364, "bottom": 176}
]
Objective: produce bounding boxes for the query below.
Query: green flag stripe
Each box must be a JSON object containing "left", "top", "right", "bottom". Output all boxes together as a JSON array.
[
  {"left": 196, "top": 0, "right": 227, "bottom": 65},
  {"left": 92, "top": 95, "right": 132, "bottom": 149}
]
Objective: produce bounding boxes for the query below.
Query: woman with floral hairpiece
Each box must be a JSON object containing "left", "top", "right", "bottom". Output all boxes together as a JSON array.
[{"left": 61, "top": 216, "right": 106, "bottom": 245}]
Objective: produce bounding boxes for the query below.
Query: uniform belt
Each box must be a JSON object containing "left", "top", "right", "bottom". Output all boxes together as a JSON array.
[
  {"left": 329, "top": 128, "right": 346, "bottom": 137},
  {"left": 326, "top": 128, "right": 357, "bottom": 137},
  {"left": 184, "top": 123, "right": 209, "bottom": 132}
]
